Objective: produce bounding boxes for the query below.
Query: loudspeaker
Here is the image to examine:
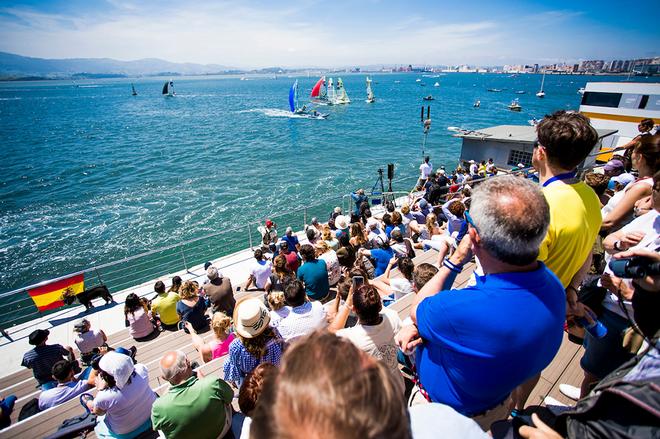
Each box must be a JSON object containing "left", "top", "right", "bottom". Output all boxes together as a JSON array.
[{"left": 387, "top": 163, "right": 394, "bottom": 180}]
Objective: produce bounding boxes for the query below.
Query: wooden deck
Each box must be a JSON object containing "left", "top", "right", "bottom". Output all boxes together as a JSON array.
[{"left": 0, "top": 249, "right": 584, "bottom": 438}]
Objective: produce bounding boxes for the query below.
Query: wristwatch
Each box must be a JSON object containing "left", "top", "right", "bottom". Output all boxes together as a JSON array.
[{"left": 614, "top": 240, "right": 622, "bottom": 251}]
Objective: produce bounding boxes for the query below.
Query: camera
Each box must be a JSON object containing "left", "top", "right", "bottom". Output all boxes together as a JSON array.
[{"left": 609, "top": 256, "right": 660, "bottom": 279}]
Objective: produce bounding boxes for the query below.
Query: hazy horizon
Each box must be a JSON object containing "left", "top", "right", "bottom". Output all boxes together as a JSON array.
[{"left": 0, "top": 0, "right": 657, "bottom": 69}]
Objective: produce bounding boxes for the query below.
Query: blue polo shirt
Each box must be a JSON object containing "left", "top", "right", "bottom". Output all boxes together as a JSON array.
[
  {"left": 281, "top": 234, "right": 299, "bottom": 252},
  {"left": 415, "top": 263, "right": 565, "bottom": 415}
]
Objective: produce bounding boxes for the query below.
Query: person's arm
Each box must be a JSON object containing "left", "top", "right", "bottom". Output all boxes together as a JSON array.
[
  {"left": 601, "top": 184, "right": 652, "bottom": 232},
  {"left": 328, "top": 285, "right": 354, "bottom": 332},
  {"left": 244, "top": 274, "right": 255, "bottom": 291},
  {"left": 602, "top": 230, "right": 646, "bottom": 254},
  {"left": 100, "top": 330, "right": 107, "bottom": 344},
  {"left": 565, "top": 253, "right": 593, "bottom": 319},
  {"left": 381, "top": 257, "right": 398, "bottom": 285},
  {"left": 411, "top": 234, "right": 472, "bottom": 324},
  {"left": 614, "top": 247, "right": 660, "bottom": 292},
  {"left": 619, "top": 135, "right": 642, "bottom": 150}
]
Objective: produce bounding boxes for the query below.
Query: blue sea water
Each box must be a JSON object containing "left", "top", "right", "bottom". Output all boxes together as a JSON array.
[{"left": 0, "top": 72, "right": 646, "bottom": 306}]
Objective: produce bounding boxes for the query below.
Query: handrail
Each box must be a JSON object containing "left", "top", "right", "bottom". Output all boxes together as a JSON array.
[{"left": 0, "top": 189, "right": 356, "bottom": 299}]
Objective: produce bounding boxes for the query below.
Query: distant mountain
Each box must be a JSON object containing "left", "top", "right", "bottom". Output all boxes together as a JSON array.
[{"left": 0, "top": 51, "right": 237, "bottom": 79}]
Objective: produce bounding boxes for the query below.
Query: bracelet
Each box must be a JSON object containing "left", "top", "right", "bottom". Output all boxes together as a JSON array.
[{"left": 442, "top": 259, "right": 463, "bottom": 274}]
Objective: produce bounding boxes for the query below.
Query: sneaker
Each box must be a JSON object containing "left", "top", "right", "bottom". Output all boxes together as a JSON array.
[
  {"left": 543, "top": 396, "right": 572, "bottom": 416},
  {"left": 559, "top": 384, "right": 581, "bottom": 401}
]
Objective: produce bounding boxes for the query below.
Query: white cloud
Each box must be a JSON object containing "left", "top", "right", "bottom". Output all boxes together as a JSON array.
[{"left": 0, "top": 3, "right": 653, "bottom": 67}]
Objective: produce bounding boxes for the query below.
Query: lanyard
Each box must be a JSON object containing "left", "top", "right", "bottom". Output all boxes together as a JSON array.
[{"left": 542, "top": 171, "right": 577, "bottom": 188}]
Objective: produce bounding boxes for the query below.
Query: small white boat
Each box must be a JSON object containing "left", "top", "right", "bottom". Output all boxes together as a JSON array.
[
  {"left": 536, "top": 71, "right": 546, "bottom": 98},
  {"left": 508, "top": 99, "right": 522, "bottom": 111},
  {"left": 433, "top": 82, "right": 440, "bottom": 87},
  {"left": 366, "top": 77, "right": 375, "bottom": 103},
  {"left": 415, "top": 78, "right": 421, "bottom": 82},
  {"left": 473, "top": 100, "right": 481, "bottom": 108},
  {"left": 578, "top": 87, "right": 585, "bottom": 95}
]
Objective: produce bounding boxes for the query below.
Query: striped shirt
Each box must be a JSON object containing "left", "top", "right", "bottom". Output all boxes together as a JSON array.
[
  {"left": 21, "top": 344, "right": 70, "bottom": 384},
  {"left": 223, "top": 336, "right": 284, "bottom": 384}
]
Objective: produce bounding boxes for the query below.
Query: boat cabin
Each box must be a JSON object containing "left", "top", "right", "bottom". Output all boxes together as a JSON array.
[{"left": 455, "top": 124, "right": 617, "bottom": 170}]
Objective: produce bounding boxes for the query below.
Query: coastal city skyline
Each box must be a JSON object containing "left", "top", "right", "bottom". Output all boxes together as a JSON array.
[{"left": 0, "top": 0, "right": 657, "bottom": 69}]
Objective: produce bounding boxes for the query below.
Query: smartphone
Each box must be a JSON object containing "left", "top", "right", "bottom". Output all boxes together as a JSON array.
[
  {"left": 352, "top": 276, "right": 364, "bottom": 289},
  {"left": 236, "top": 286, "right": 241, "bottom": 292}
]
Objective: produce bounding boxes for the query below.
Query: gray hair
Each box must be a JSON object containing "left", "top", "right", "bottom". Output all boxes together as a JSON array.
[
  {"left": 160, "top": 350, "right": 188, "bottom": 383},
  {"left": 469, "top": 176, "right": 549, "bottom": 266}
]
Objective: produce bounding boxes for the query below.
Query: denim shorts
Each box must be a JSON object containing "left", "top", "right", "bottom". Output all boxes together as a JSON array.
[{"left": 580, "top": 308, "right": 635, "bottom": 379}]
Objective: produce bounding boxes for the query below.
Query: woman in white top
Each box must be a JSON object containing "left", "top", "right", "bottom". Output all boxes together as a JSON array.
[
  {"left": 84, "top": 352, "right": 157, "bottom": 438},
  {"left": 601, "top": 136, "right": 658, "bottom": 232},
  {"left": 370, "top": 256, "right": 414, "bottom": 301},
  {"left": 409, "top": 212, "right": 443, "bottom": 248},
  {"left": 315, "top": 241, "right": 341, "bottom": 286}
]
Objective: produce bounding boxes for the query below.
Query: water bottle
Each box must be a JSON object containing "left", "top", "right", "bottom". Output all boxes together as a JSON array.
[{"left": 576, "top": 312, "right": 608, "bottom": 339}]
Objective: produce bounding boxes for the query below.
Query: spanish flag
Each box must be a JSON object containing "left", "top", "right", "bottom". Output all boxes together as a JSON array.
[{"left": 28, "top": 274, "right": 85, "bottom": 312}]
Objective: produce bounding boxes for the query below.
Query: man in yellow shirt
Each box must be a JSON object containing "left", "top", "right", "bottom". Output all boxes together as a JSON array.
[
  {"left": 151, "top": 281, "right": 181, "bottom": 330},
  {"left": 511, "top": 111, "right": 602, "bottom": 413}
]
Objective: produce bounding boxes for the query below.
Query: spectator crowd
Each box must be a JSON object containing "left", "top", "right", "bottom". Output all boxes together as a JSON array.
[{"left": 7, "top": 113, "right": 658, "bottom": 438}]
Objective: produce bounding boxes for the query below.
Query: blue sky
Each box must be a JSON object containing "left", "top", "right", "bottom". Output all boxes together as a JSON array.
[{"left": 0, "top": 0, "right": 657, "bottom": 67}]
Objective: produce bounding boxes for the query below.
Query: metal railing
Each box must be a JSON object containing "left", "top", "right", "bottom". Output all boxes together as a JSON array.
[{"left": 0, "top": 191, "right": 366, "bottom": 328}]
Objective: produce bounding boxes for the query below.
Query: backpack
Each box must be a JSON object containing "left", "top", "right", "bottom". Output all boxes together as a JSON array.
[
  {"left": 555, "top": 342, "right": 660, "bottom": 439},
  {"left": 17, "top": 398, "right": 40, "bottom": 421}
]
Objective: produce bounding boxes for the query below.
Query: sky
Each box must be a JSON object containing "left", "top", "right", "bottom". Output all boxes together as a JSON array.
[{"left": 0, "top": 0, "right": 657, "bottom": 68}]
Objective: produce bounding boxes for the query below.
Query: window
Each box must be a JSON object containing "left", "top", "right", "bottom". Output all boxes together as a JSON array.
[
  {"left": 581, "top": 91, "right": 622, "bottom": 108},
  {"left": 619, "top": 94, "right": 642, "bottom": 109},
  {"left": 643, "top": 95, "right": 660, "bottom": 111},
  {"left": 507, "top": 149, "right": 533, "bottom": 167}
]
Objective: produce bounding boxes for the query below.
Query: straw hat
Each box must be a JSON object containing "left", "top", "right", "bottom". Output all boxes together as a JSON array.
[
  {"left": 233, "top": 298, "right": 271, "bottom": 339},
  {"left": 335, "top": 215, "right": 350, "bottom": 230}
]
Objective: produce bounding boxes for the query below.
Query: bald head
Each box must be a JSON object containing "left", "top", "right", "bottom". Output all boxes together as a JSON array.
[
  {"left": 160, "top": 350, "right": 191, "bottom": 385},
  {"left": 469, "top": 175, "right": 550, "bottom": 266}
]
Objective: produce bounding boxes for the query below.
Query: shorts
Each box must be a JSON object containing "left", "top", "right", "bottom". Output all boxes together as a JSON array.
[{"left": 580, "top": 308, "right": 634, "bottom": 379}]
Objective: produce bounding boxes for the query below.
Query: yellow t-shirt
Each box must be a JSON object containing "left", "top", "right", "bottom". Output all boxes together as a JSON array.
[
  {"left": 538, "top": 181, "right": 602, "bottom": 288},
  {"left": 151, "top": 292, "right": 181, "bottom": 325}
]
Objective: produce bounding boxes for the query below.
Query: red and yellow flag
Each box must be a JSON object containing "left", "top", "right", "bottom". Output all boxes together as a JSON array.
[{"left": 28, "top": 274, "right": 85, "bottom": 312}]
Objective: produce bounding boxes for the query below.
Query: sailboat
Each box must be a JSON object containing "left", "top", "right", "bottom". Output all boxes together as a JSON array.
[
  {"left": 433, "top": 82, "right": 440, "bottom": 87},
  {"left": 536, "top": 71, "right": 546, "bottom": 98},
  {"left": 310, "top": 76, "right": 328, "bottom": 104},
  {"left": 162, "top": 79, "right": 175, "bottom": 97},
  {"left": 289, "top": 80, "right": 306, "bottom": 114},
  {"left": 131, "top": 83, "right": 137, "bottom": 96},
  {"left": 334, "top": 78, "right": 351, "bottom": 104},
  {"left": 366, "top": 77, "right": 375, "bottom": 103}
]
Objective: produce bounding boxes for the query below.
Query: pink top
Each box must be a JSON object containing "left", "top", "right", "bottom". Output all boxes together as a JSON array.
[
  {"left": 127, "top": 307, "right": 155, "bottom": 339},
  {"left": 212, "top": 333, "right": 236, "bottom": 359}
]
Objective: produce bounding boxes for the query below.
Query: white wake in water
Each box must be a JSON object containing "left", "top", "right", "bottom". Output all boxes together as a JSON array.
[{"left": 237, "top": 108, "right": 315, "bottom": 119}]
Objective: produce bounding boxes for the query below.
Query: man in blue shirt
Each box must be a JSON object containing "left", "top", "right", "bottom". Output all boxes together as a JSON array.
[
  {"left": 280, "top": 227, "right": 301, "bottom": 253},
  {"left": 297, "top": 244, "right": 329, "bottom": 301},
  {"left": 350, "top": 189, "right": 368, "bottom": 217},
  {"left": 397, "top": 176, "right": 565, "bottom": 431}
]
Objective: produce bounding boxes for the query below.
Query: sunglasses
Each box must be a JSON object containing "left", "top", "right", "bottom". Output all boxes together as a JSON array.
[{"left": 464, "top": 210, "right": 479, "bottom": 234}]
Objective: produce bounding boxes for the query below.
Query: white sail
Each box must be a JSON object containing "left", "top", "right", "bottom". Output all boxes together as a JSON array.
[
  {"left": 162, "top": 79, "right": 174, "bottom": 96},
  {"left": 366, "top": 77, "right": 375, "bottom": 103},
  {"left": 335, "top": 77, "right": 351, "bottom": 104},
  {"left": 536, "top": 71, "right": 546, "bottom": 97},
  {"left": 327, "top": 77, "right": 336, "bottom": 104}
]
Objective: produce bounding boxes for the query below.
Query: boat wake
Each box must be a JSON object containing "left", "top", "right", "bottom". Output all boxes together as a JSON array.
[{"left": 239, "top": 108, "right": 324, "bottom": 119}]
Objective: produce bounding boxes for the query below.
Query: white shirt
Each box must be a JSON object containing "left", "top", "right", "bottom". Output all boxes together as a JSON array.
[
  {"left": 410, "top": 404, "right": 489, "bottom": 439},
  {"left": 270, "top": 301, "right": 328, "bottom": 342},
  {"left": 368, "top": 228, "right": 387, "bottom": 247},
  {"left": 390, "top": 278, "right": 414, "bottom": 300},
  {"left": 469, "top": 163, "right": 478, "bottom": 175},
  {"left": 337, "top": 307, "right": 403, "bottom": 381},
  {"left": 318, "top": 250, "right": 341, "bottom": 286},
  {"left": 602, "top": 209, "right": 659, "bottom": 319},
  {"left": 75, "top": 329, "right": 104, "bottom": 354},
  {"left": 250, "top": 259, "right": 272, "bottom": 289},
  {"left": 419, "top": 162, "right": 433, "bottom": 179}
]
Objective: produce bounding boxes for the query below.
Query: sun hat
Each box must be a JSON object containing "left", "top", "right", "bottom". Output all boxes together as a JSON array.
[
  {"left": 612, "top": 173, "right": 635, "bottom": 187},
  {"left": 366, "top": 217, "right": 379, "bottom": 229},
  {"left": 99, "top": 351, "right": 135, "bottom": 389},
  {"left": 469, "top": 160, "right": 475, "bottom": 164},
  {"left": 335, "top": 215, "right": 350, "bottom": 230},
  {"left": 334, "top": 206, "right": 342, "bottom": 214},
  {"left": 604, "top": 159, "right": 624, "bottom": 173},
  {"left": 418, "top": 199, "right": 428, "bottom": 209},
  {"left": 29, "top": 329, "right": 49, "bottom": 345},
  {"left": 233, "top": 298, "right": 271, "bottom": 339}
]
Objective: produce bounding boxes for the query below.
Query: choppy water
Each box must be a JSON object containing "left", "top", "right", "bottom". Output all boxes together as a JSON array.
[{"left": 0, "top": 72, "right": 647, "bottom": 305}]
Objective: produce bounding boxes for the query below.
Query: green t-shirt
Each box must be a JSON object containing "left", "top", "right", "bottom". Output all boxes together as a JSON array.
[
  {"left": 151, "top": 292, "right": 181, "bottom": 325},
  {"left": 151, "top": 375, "right": 233, "bottom": 439}
]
